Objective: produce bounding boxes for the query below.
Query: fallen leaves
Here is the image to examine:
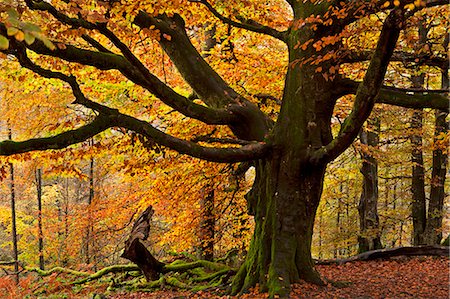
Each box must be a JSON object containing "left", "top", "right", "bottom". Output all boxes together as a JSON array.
[{"left": 105, "top": 257, "right": 449, "bottom": 299}]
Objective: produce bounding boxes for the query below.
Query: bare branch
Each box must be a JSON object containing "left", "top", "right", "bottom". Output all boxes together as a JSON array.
[
  {"left": 0, "top": 115, "right": 114, "bottom": 156},
  {"left": 335, "top": 78, "right": 449, "bottom": 110},
  {"left": 192, "top": 136, "right": 253, "bottom": 145},
  {"left": 188, "top": 0, "right": 287, "bottom": 41},
  {"left": 342, "top": 50, "right": 448, "bottom": 70}
]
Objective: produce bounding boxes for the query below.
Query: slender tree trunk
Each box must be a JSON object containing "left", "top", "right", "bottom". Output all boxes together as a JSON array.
[
  {"left": 358, "top": 117, "right": 383, "bottom": 252},
  {"left": 423, "top": 51, "right": 449, "bottom": 245},
  {"left": 411, "top": 108, "right": 426, "bottom": 245},
  {"left": 198, "top": 187, "right": 215, "bottom": 261},
  {"left": 36, "top": 168, "right": 45, "bottom": 270},
  {"left": 410, "top": 20, "right": 427, "bottom": 245},
  {"left": 85, "top": 155, "right": 94, "bottom": 264},
  {"left": 8, "top": 129, "right": 19, "bottom": 284}
]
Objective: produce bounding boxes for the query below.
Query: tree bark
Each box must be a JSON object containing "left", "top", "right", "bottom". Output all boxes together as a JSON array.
[
  {"left": 9, "top": 129, "right": 19, "bottom": 284},
  {"left": 85, "top": 146, "right": 95, "bottom": 264},
  {"left": 198, "top": 188, "right": 215, "bottom": 261},
  {"left": 121, "top": 206, "right": 164, "bottom": 281},
  {"left": 410, "top": 20, "right": 427, "bottom": 246},
  {"left": 317, "top": 245, "right": 449, "bottom": 264},
  {"left": 231, "top": 161, "right": 327, "bottom": 298},
  {"left": 358, "top": 117, "right": 383, "bottom": 252},
  {"left": 36, "top": 168, "right": 45, "bottom": 270},
  {"left": 423, "top": 55, "right": 449, "bottom": 245}
]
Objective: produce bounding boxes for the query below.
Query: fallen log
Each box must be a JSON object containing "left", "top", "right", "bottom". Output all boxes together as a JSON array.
[{"left": 316, "top": 245, "right": 449, "bottom": 265}]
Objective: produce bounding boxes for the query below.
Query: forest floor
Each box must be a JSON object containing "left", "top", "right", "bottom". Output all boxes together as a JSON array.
[
  {"left": 1, "top": 256, "right": 448, "bottom": 298},
  {"left": 108, "top": 256, "right": 449, "bottom": 299}
]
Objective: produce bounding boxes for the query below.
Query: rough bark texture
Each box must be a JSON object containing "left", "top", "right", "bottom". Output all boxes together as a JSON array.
[
  {"left": 198, "top": 188, "right": 215, "bottom": 261},
  {"left": 121, "top": 206, "right": 164, "bottom": 281},
  {"left": 358, "top": 117, "right": 383, "bottom": 252},
  {"left": 231, "top": 161, "right": 327, "bottom": 298},
  {"left": 410, "top": 21, "right": 429, "bottom": 246},
  {"left": 410, "top": 109, "right": 426, "bottom": 245},
  {"left": 423, "top": 64, "right": 449, "bottom": 245}
]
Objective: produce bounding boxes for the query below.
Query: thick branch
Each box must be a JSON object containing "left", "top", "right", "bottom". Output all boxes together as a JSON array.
[
  {"left": 0, "top": 115, "right": 113, "bottom": 156},
  {"left": 342, "top": 50, "right": 448, "bottom": 70},
  {"left": 0, "top": 24, "right": 235, "bottom": 126},
  {"left": 114, "top": 114, "right": 270, "bottom": 163},
  {"left": 133, "top": 12, "right": 272, "bottom": 140},
  {"left": 188, "top": 0, "right": 287, "bottom": 41},
  {"left": 311, "top": 9, "right": 404, "bottom": 163},
  {"left": 336, "top": 79, "right": 449, "bottom": 110},
  {"left": 22, "top": 1, "right": 270, "bottom": 135}
]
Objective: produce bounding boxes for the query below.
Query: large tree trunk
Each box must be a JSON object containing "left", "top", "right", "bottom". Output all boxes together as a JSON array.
[
  {"left": 358, "top": 117, "right": 382, "bottom": 252},
  {"left": 231, "top": 27, "right": 335, "bottom": 294},
  {"left": 231, "top": 160, "right": 327, "bottom": 298}
]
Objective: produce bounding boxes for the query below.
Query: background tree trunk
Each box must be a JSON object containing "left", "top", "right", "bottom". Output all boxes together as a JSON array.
[
  {"left": 8, "top": 129, "right": 19, "bottom": 284},
  {"left": 410, "top": 20, "right": 428, "bottom": 245},
  {"left": 85, "top": 153, "right": 95, "bottom": 264},
  {"left": 198, "top": 188, "right": 215, "bottom": 261},
  {"left": 423, "top": 44, "right": 449, "bottom": 245},
  {"left": 410, "top": 108, "right": 426, "bottom": 245},
  {"left": 358, "top": 117, "right": 383, "bottom": 252},
  {"left": 36, "top": 168, "right": 45, "bottom": 270}
]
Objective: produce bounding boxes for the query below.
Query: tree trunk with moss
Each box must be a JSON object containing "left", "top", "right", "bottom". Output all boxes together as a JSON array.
[{"left": 231, "top": 21, "right": 336, "bottom": 295}]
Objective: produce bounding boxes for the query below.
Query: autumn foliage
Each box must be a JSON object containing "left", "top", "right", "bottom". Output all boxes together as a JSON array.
[{"left": 0, "top": 0, "right": 448, "bottom": 298}]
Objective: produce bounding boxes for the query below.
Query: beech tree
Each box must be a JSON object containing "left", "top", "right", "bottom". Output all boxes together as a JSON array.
[{"left": 0, "top": 0, "right": 448, "bottom": 297}]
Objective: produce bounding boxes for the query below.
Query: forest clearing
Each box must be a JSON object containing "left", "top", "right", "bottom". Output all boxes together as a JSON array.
[{"left": 0, "top": 0, "right": 449, "bottom": 298}]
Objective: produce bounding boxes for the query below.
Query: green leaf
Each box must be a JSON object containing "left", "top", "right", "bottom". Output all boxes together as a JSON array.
[
  {"left": 24, "top": 32, "right": 35, "bottom": 45},
  {"left": 6, "top": 26, "right": 19, "bottom": 36},
  {"left": 23, "top": 22, "right": 42, "bottom": 33},
  {"left": 0, "top": 35, "right": 9, "bottom": 50},
  {"left": 40, "top": 36, "right": 55, "bottom": 50},
  {"left": 7, "top": 8, "right": 19, "bottom": 20}
]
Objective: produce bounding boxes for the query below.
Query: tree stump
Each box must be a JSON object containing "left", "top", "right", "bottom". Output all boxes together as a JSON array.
[{"left": 121, "top": 206, "right": 164, "bottom": 281}]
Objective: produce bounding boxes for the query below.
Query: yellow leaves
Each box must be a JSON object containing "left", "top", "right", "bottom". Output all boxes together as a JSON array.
[
  {"left": 162, "top": 33, "right": 172, "bottom": 41},
  {"left": 6, "top": 26, "right": 19, "bottom": 37}
]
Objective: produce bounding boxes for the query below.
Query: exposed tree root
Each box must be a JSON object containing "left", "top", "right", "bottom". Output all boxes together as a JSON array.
[
  {"left": 73, "top": 264, "right": 141, "bottom": 284},
  {"left": 26, "top": 266, "right": 92, "bottom": 277}
]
